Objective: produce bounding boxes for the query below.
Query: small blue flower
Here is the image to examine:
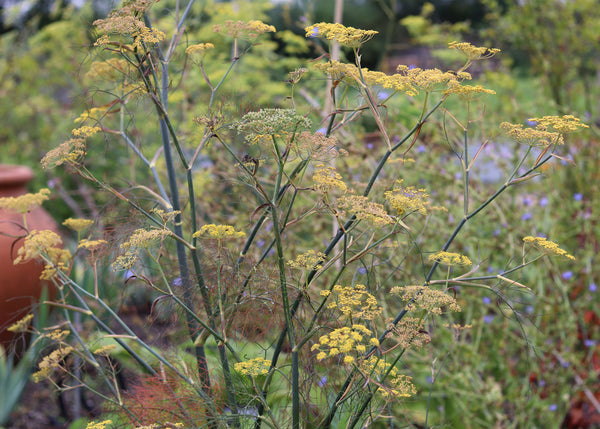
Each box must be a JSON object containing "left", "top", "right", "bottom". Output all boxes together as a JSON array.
[
  {"left": 522, "top": 196, "right": 533, "bottom": 206},
  {"left": 309, "top": 27, "right": 319, "bottom": 38},
  {"left": 538, "top": 379, "right": 546, "bottom": 387},
  {"left": 377, "top": 91, "right": 390, "bottom": 101},
  {"left": 416, "top": 144, "right": 426, "bottom": 153},
  {"left": 561, "top": 271, "right": 573, "bottom": 280},
  {"left": 539, "top": 197, "right": 548, "bottom": 207},
  {"left": 549, "top": 404, "right": 557, "bottom": 412},
  {"left": 366, "top": 142, "right": 374, "bottom": 149},
  {"left": 172, "top": 277, "right": 182, "bottom": 286},
  {"left": 487, "top": 266, "right": 495, "bottom": 273},
  {"left": 408, "top": 64, "right": 416, "bottom": 70},
  {"left": 573, "top": 193, "right": 583, "bottom": 201},
  {"left": 123, "top": 269, "right": 136, "bottom": 280},
  {"left": 317, "top": 376, "right": 327, "bottom": 387},
  {"left": 256, "top": 239, "right": 265, "bottom": 248},
  {"left": 584, "top": 339, "right": 597, "bottom": 348},
  {"left": 526, "top": 305, "right": 534, "bottom": 314},
  {"left": 561, "top": 361, "right": 569, "bottom": 368},
  {"left": 590, "top": 283, "right": 597, "bottom": 292},
  {"left": 521, "top": 212, "right": 533, "bottom": 221},
  {"left": 482, "top": 296, "right": 492, "bottom": 305},
  {"left": 493, "top": 228, "right": 501, "bottom": 236},
  {"left": 316, "top": 127, "right": 327, "bottom": 135},
  {"left": 484, "top": 315, "right": 495, "bottom": 324},
  {"left": 526, "top": 119, "right": 537, "bottom": 127},
  {"left": 426, "top": 376, "right": 433, "bottom": 384},
  {"left": 358, "top": 267, "right": 367, "bottom": 275}
]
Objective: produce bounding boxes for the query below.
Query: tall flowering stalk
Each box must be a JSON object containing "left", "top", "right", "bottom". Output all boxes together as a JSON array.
[{"left": 20, "top": 2, "right": 587, "bottom": 428}]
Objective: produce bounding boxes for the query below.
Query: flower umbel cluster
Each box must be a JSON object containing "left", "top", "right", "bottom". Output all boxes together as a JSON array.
[
  {"left": 359, "top": 356, "right": 417, "bottom": 398},
  {"left": 193, "top": 224, "right": 246, "bottom": 240},
  {"left": 288, "top": 250, "right": 327, "bottom": 270},
  {"left": 6, "top": 314, "right": 34, "bottom": 333},
  {"left": 445, "top": 81, "right": 496, "bottom": 101},
  {"left": 294, "top": 131, "right": 344, "bottom": 161},
  {"left": 112, "top": 228, "right": 171, "bottom": 270},
  {"left": 385, "top": 317, "right": 431, "bottom": 349},
  {"left": 185, "top": 43, "right": 215, "bottom": 56},
  {"left": 93, "top": 0, "right": 166, "bottom": 49},
  {"left": 321, "top": 284, "right": 383, "bottom": 321},
  {"left": 523, "top": 236, "right": 575, "bottom": 260},
  {"left": 396, "top": 65, "right": 471, "bottom": 94},
  {"left": 390, "top": 285, "right": 461, "bottom": 314},
  {"left": 32, "top": 346, "right": 74, "bottom": 382},
  {"left": 337, "top": 195, "right": 394, "bottom": 227},
  {"left": 71, "top": 126, "right": 102, "bottom": 138},
  {"left": 41, "top": 138, "right": 87, "bottom": 168},
  {"left": 500, "top": 122, "right": 563, "bottom": 147},
  {"left": 527, "top": 115, "right": 588, "bottom": 134},
  {"left": 63, "top": 218, "right": 94, "bottom": 232},
  {"left": 311, "top": 324, "right": 379, "bottom": 364},
  {"left": 234, "top": 357, "right": 271, "bottom": 376},
  {"left": 428, "top": 251, "right": 472, "bottom": 266},
  {"left": 385, "top": 181, "right": 430, "bottom": 216},
  {"left": 213, "top": 20, "right": 275, "bottom": 40},
  {"left": 313, "top": 60, "right": 363, "bottom": 86},
  {"left": 448, "top": 41, "right": 500, "bottom": 60},
  {"left": 305, "top": 22, "right": 378, "bottom": 48},
  {"left": 234, "top": 109, "right": 311, "bottom": 145},
  {"left": 14, "top": 230, "right": 71, "bottom": 280},
  {"left": 313, "top": 164, "right": 347, "bottom": 195},
  {"left": 0, "top": 188, "right": 50, "bottom": 214}
]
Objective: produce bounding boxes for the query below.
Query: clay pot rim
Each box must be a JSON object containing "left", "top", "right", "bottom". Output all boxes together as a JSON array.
[{"left": 0, "top": 165, "right": 34, "bottom": 186}]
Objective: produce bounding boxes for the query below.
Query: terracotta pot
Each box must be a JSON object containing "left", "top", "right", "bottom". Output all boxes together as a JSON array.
[{"left": 0, "top": 165, "right": 59, "bottom": 346}]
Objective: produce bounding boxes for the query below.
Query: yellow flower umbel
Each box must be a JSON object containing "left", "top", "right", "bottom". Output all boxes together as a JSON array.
[
  {"left": 41, "top": 138, "right": 87, "bottom": 168},
  {"left": 523, "top": 236, "right": 575, "bottom": 260},
  {"left": 294, "top": 131, "right": 344, "bottom": 162},
  {"left": 185, "top": 43, "right": 215, "bottom": 56},
  {"left": 0, "top": 188, "right": 50, "bottom": 214},
  {"left": 313, "top": 164, "right": 347, "bottom": 195},
  {"left": 448, "top": 41, "right": 500, "bottom": 61},
  {"left": 428, "top": 251, "right": 472, "bottom": 267},
  {"left": 527, "top": 115, "right": 588, "bottom": 134},
  {"left": 93, "top": 345, "right": 117, "bottom": 357},
  {"left": 305, "top": 23, "right": 378, "bottom": 49},
  {"left": 85, "top": 420, "right": 113, "bottom": 429},
  {"left": 32, "top": 346, "right": 74, "bottom": 382},
  {"left": 337, "top": 195, "right": 394, "bottom": 227},
  {"left": 63, "top": 218, "right": 94, "bottom": 233},
  {"left": 233, "top": 109, "right": 311, "bottom": 145},
  {"left": 390, "top": 285, "right": 461, "bottom": 314},
  {"left": 6, "top": 314, "right": 34, "bottom": 333},
  {"left": 501, "top": 115, "right": 587, "bottom": 148},
  {"left": 93, "top": 0, "right": 166, "bottom": 49},
  {"left": 288, "top": 250, "right": 327, "bottom": 271},
  {"left": 359, "top": 355, "right": 417, "bottom": 398},
  {"left": 234, "top": 357, "right": 272, "bottom": 376},
  {"left": 385, "top": 181, "right": 430, "bottom": 216},
  {"left": 396, "top": 65, "right": 471, "bottom": 94},
  {"left": 213, "top": 20, "right": 275, "bottom": 40},
  {"left": 193, "top": 224, "right": 246, "bottom": 240},
  {"left": 321, "top": 284, "right": 382, "bottom": 321},
  {"left": 112, "top": 228, "right": 171, "bottom": 270},
  {"left": 445, "top": 81, "right": 496, "bottom": 101},
  {"left": 388, "top": 317, "right": 431, "bottom": 350},
  {"left": 14, "top": 230, "right": 71, "bottom": 280},
  {"left": 500, "top": 122, "right": 563, "bottom": 147},
  {"left": 71, "top": 126, "right": 102, "bottom": 138},
  {"left": 311, "top": 324, "right": 380, "bottom": 364}
]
